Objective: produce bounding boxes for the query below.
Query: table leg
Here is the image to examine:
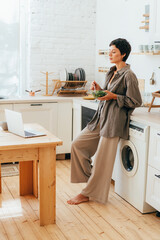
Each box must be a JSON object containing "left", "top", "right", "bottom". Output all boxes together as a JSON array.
[
  {"left": 39, "top": 146, "right": 56, "bottom": 226},
  {"left": 33, "top": 160, "right": 38, "bottom": 198},
  {"left": 19, "top": 160, "right": 38, "bottom": 197}
]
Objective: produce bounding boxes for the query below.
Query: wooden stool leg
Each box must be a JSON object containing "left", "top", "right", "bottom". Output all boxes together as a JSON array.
[
  {"left": 19, "top": 161, "right": 38, "bottom": 197},
  {"left": 148, "top": 96, "right": 155, "bottom": 112},
  {"left": 0, "top": 164, "right": 1, "bottom": 193}
]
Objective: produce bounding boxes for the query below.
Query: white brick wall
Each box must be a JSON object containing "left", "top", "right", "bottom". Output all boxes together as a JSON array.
[{"left": 29, "top": 0, "right": 97, "bottom": 94}]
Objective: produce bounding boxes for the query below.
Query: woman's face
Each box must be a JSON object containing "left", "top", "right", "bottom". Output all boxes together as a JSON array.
[{"left": 109, "top": 45, "right": 126, "bottom": 64}]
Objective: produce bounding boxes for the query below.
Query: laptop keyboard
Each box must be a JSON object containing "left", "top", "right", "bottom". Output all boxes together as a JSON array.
[{"left": 24, "top": 130, "right": 36, "bottom": 137}]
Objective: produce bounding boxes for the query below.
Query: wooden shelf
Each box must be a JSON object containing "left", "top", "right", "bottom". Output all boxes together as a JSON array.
[
  {"left": 139, "top": 25, "right": 149, "bottom": 30},
  {"left": 99, "top": 50, "right": 108, "bottom": 55},
  {"left": 98, "top": 67, "right": 109, "bottom": 73},
  {"left": 99, "top": 50, "right": 160, "bottom": 56},
  {"left": 132, "top": 51, "right": 160, "bottom": 55},
  {"left": 141, "top": 20, "right": 149, "bottom": 23},
  {"left": 143, "top": 14, "right": 149, "bottom": 17}
]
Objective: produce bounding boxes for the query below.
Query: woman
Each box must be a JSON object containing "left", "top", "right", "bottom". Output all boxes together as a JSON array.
[{"left": 67, "top": 38, "right": 142, "bottom": 205}]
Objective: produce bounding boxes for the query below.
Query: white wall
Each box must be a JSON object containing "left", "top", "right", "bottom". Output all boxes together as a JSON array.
[
  {"left": 95, "top": 0, "right": 160, "bottom": 101},
  {"left": 28, "top": 0, "right": 96, "bottom": 94}
]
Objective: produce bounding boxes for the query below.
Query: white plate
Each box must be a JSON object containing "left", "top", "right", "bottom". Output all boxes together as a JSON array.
[
  {"left": 81, "top": 68, "right": 86, "bottom": 81},
  {"left": 60, "top": 68, "right": 68, "bottom": 81},
  {"left": 75, "top": 68, "right": 81, "bottom": 81}
]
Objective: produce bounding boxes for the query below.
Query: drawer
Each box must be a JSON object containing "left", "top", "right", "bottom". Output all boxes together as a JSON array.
[
  {"left": 146, "top": 165, "right": 160, "bottom": 211},
  {"left": 148, "top": 127, "right": 160, "bottom": 171}
]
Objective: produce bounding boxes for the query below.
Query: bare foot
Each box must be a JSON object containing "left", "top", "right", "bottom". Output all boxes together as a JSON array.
[{"left": 67, "top": 194, "right": 89, "bottom": 205}]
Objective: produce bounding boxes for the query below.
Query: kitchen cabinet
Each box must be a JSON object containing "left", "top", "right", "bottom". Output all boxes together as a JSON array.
[
  {"left": 146, "top": 166, "right": 160, "bottom": 211},
  {"left": 148, "top": 127, "right": 160, "bottom": 170},
  {"left": 0, "top": 104, "right": 13, "bottom": 121},
  {"left": 149, "top": 0, "right": 160, "bottom": 42},
  {"left": 73, "top": 102, "right": 82, "bottom": 140},
  {"left": 146, "top": 127, "right": 160, "bottom": 211},
  {"left": 13, "top": 103, "right": 58, "bottom": 135},
  {"left": 13, "top": 102, "right": 72, "bottom": 154},
  {"left": 57, "top": 102, "right": 72, "bottom": 154}
]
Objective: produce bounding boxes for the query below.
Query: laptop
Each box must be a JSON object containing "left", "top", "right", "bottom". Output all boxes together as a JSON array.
[{"left": 5, "top": 109, "right": 46, "bottom": 138}]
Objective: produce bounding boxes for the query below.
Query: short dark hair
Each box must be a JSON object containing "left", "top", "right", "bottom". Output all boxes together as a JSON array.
[{"left": 109, "top": 38, "right": 131, "bottom": 62}]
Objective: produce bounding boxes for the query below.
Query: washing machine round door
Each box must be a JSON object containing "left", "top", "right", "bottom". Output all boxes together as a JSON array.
[{"left": 120, "top": 140, "right": 138, "bottom": 177}]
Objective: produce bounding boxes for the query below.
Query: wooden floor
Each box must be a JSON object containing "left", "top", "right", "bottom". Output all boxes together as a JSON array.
[{"left": 0, "top": 160, "right": 160, "bottom": 240}]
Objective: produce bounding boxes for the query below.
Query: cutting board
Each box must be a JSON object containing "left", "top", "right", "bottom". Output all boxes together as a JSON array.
[{"left": 83, "top": 95, "right": 95, "bottom": 100}]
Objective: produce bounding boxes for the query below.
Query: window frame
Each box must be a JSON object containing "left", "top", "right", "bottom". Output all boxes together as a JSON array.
[{"left": 19, "top": 0, "right": 30, "bottom": 95}]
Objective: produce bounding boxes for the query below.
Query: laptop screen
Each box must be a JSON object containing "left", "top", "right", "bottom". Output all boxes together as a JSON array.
[{"left": 5, "top": 109, "right": 25, "bottom": 137}]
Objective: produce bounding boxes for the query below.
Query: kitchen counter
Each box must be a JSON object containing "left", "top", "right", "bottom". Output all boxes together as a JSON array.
[
  {"left": 131, "top": 107, "right": 160, "bottom": 129},
  {"left": 1, "top": 95, "right": 160, "bottom": 128},
  {"left": 0, "top": 95, "right": 77, "bottom": 104},
  {"left": 74, "top": 98, "right": 160, "bottom": 129}
]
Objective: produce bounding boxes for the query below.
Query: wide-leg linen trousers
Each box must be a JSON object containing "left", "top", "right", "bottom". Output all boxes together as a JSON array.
[{"left": 71, "top": 123, "right": 119, "bottom": 204}]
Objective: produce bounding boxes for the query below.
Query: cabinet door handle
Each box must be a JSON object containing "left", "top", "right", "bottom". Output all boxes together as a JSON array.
[
  {"left": 30, "top": 104, "right": 43, "bottom": 106},
  {"left": 155, "top": 174, "right": 160, "bottom": 178},
  {"left": 157, "top": 133, "right": 160, "bottom": 136}
]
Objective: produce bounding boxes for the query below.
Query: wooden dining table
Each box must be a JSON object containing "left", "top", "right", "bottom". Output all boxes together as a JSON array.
[{"left": 0, "top": 123, "right": 63, "bottom": 226}]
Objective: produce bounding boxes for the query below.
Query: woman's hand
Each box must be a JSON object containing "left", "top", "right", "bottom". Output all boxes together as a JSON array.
[
  {"left": 97, "top": 90, "right": 117, "bottom": 101},
  {"left": 90, "top": 81, "right": 101, "bottom": 91}
]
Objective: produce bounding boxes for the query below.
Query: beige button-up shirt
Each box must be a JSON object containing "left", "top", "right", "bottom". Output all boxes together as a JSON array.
[{"left": 87, "top": 64, "right": 142, "bottom": 140}]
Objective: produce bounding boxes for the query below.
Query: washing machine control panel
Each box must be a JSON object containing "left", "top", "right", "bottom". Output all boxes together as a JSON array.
[
  {"left": 129, "top": 120, "right": 149, "bottom": 141},
  {"left": 130, "top": 125, "right": 144, "bottom": 132}
]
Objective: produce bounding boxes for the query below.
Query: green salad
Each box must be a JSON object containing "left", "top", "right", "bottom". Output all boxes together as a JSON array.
[{"left": 92, "top": 90, "right": 107, "bottom": 98}]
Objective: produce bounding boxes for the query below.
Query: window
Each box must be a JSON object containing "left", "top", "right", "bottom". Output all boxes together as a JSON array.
[
  {"left": 0, "top": 0, "right": 20, "bottom": 97},
  {"left": 0, "top": 0, "right": 28, "bottom": 97}
]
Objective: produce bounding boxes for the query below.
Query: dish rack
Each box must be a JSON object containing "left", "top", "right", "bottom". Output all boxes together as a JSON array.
[{"left": 53, "top": 80, "right": 87, "bottom": 95}]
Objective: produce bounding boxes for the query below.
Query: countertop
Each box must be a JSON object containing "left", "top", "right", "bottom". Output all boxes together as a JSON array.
[
  {"left": 131, "top": 107, "right": 160, "bottom": 129},
  {"left": 0, "top": 95, "right": 77, "bottom": 104},
  {"left": 73, "top": 98, "right": 160, "bottom": 129},
  {"left": 0, "top": 95, "right": 160, "bottom": 129}
]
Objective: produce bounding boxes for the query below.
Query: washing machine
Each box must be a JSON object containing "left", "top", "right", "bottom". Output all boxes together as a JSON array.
[{"left": 114, "top": 120, "right": 155, "bottom": 213}]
